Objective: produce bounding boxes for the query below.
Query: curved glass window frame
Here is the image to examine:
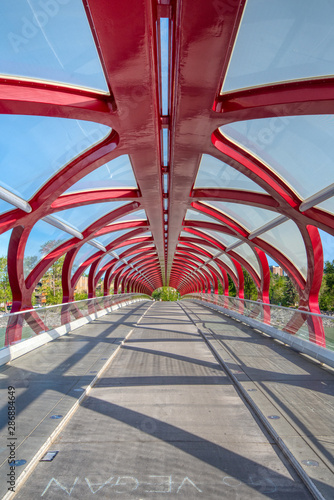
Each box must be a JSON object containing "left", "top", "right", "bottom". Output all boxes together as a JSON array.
[
  {"left": 194, "top": 153, "right": 266, "bottom": 192},
  {"left": 0, "top": 115, "right": 111, "bottom": 207},
  {"left": 203, "top": 201, "right": 277, "bottom": 232},
  {"left": 0, "top": 0, "right": 109, "bottom": 93},
  {"left": 221, "top": 0, "right": 334, "bottom": 94},
  {"left": 220, "top": 115, "right": 334, "bottom": 201}
]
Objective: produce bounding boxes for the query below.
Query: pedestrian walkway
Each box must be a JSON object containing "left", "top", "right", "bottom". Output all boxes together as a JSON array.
[
  {"left": 2, "top": 301, "right": 319, "bottom": 499},
  {"left": 0, "top": 301, "right": 151, "bottom": 498},
  {"left": 181, "top": 300, "right": 334, "bottom": 499}
]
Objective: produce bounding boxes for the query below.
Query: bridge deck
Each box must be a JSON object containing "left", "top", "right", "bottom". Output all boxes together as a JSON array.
[{"left": 1, "top": 301, "right": 333, "bottom": 499}]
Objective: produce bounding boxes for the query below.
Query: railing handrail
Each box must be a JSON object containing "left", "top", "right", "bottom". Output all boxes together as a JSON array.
[
  {"left": 0, "top": 293, "right": 148, "bottom": 319},
  {"left": 183, "top": 292, "right": 332, "bottom": 320}
]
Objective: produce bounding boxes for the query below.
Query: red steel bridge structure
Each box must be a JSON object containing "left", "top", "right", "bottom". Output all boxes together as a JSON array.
[{"left": 1, "top": 0, "right": 334, "bottom": 345}]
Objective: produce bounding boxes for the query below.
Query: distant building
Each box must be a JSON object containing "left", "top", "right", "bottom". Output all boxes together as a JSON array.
[
  {"left": 270, "top": 265, "right": 284, "bottom": 276},
  {"left": 75, "top": 275, "right": 88, "bottom": 294}
]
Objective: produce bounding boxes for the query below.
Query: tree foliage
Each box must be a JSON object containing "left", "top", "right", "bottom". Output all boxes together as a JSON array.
[
  {"left": 34, "top": 240, "right": 65, "bottom": 305},
  {"left": 39, "top": 254, "right": 65, "bottom": 305},
  {"left": 319, "top": 260, "right": 334, "bottom": 311},
  {"left": 282, "top": 276, "right": 298, "bottom": 307},
  {"left": 0, "top": 256, "right": 12, "bottom": 312},
  {"left": 152, "top": 287, "right": 179, "bottom": 301},
  {"left": 243, "top": 268, "right": 258, "bottom": 300}
]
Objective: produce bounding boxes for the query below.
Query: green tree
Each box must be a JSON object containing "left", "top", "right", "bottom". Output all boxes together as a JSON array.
[
  {"left": 37, "top": 240, "right": 66, "bottom": 305},
  {"left": 39, "top": 254, "right": 65, "bottom": 305},
  {"left": 0, "top": 256, "right": 12, "bottom": 312},
  {"left": 282, "top": 276, "right": 298, "bottom": 307},
  {"left": 228, "top": 275, "right": 237, "bottom": 297},
  {"left": 23, "top": 255, "right": 38, "bottom": 277},
  {"left": 243, "top": 268, "right": 257, "bottom": 300},
  {"left": 269, "top": 273, "right": 285, "bottom": 305},
  {"left": 152, "top": 288, "right": 161, "bottom": 300},
  {"left": 319, "top": 260, "right": 334, "bottom": 311},
  {"left": 152, "top": 287, "right": 178, "bottom": 301},
  {"left": 74, "top": 291, "right": 88, "bottom": 301}
]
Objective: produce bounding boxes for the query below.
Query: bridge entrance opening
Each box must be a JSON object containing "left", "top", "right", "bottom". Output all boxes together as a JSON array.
[{"left": 152, "top": 287, "right": 179, "bottom": 301}]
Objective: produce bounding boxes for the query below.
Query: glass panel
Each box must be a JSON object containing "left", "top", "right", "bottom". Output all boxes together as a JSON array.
[
  {"left": 202, "top": 229, "right": 240, "bottom": 248},
  {"left": 221, "top": 115, "right": 334, "bottom": 199},
  {"left": 216, "top": 253, "right": 237, "bottom": 276},
  {"left": 54, "top": 201, "right": 126, "bottom": 232},
  {"left": 1, "top": 0, "right": 108, "bottom": 92},
  {"left": 222, "top": 0, "right": 334, "bottom": 93},
  {"left": 204, "top": 201, "right": 276, "bottom": 232},
  {"left": 208, "top": 260, "right": 221, "bottom": 274},
  {"left": 163, "top": 129, "right": 168, "bottom": 166},
  {"left": 0, "top": 229, "right": 12, "bottom": 258},
  {"left": 0, "top": 115, "right": 110, "bottom": 201},
  {"left": 97, "top": 254, "right": 114, "bottom": 273},
  {"left": 231, "top": 243, "right": 261, "bottom": 277},
  {"left": 109, "top": 209, "right": 147, "bottom": 224},
  {"left": 0, "top": 199, "right": 17, "bottom": 217},
  {"left": 121, "top": 244, "right": 155, "bottom": 258},
  {"left": 184, "top": 209, "right": 220, "bottom": 223},
  {"left": 177, "top": 243, "right": 192, "bottom": 249},
  {"left": 180, "top": 229, "right": 239, "bottom": 250},
  {"left": 128, "top": 230, "right": 152, "bottom": 239},
  {"left": 113, "top": 244, "right": 137, "bottom": 257},
  {"left": 319, "top": 229, "right": 334, "bottom": 263},
  {"left": 93, "top": 229, "right": 134, "bottom": 247},
  {"left": 71, "top": 243, "right": 99, "bottom": 276},
  {"left": 24, "top": 220, "right": 69, "bottom": 278},
  {"left": 180, "top": 230, "right": 202, "bottom": 240},
  {"left": 195, "top": 243, "right": 221, "bottom": 257},
  {"left": 66, "top": 155, "right": 137, "bottom": 192},
  {"left": 316, "top": 196, "right": 334, "bottom": 215},
  {"left": 194, "top": 154, "right": 266, "bottom": 192},
  {"left": 163, "top": 174, "right": 168, "bottom": 193},
  {"left": 258, "top": 220, "right": 307, "bottom": 277},
  {"left": 160, "top": 18, "right": 169, "bottom": 116},
  {"left": 113, "top": 260, "right": 123, "bottom": 271}
]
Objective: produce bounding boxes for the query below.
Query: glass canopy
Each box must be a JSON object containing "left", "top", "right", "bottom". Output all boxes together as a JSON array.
[
  {"left": 96, "top": 254, "right": 114, "bottom": 273},
  {"left": 222, "top": 0, "right": 334, "bottom": 93},
  {"left": 184, "top": 209, "right": 221, "bottom": 224},
  {"left": 93, "top": 229, "right": 135, "bottom": 248},
  {"left": 194, "top": 154, "right": 266, "bottom": 192},
  {"left": 113, "top": 244, "right": 138, "bottom": 257},
  {"left": 231, "top": 243, "right": 261, "bottom": 277},
  {"left": 0, "top": 115, "right": 110, "bottom": 208},
  {"left": 203, "top": 201, "right": 277, "bottom": 232},
  {"left": 193, "top": 243, "right": 222, "bottom": 257},
  {"left": 200, "top": 229, "right": 241, "bottom": 248},
  {"left": 258, "top": 219, "right": 307, "bottom": 277},
  {"left": 109, "top": 209, "right": 148, "bottom": 224},
  {"left": 0, "top": 200, "right": 16, "bottom": 217},
  {"left": 216, "top": 254, "right": 238, "bottom": 276},
  {"left": 66, "top": 155, "right": 138, "bottom": 193},
  {"left": 54, "top": 201, "right": 127, "bottom": 232},
  {"left": 316, "top": 196, "right": 334, "bottom": 216},
  {"left": 24, "top": 220, "right": 69, "bottom": 278},
  {"left": 220, "top": 115, "right": 334, "bottom": 200},
  {"left": 0, "top": 0, "right": 108, "bottom": 92},
  {"left": 71, "top": 243, "right": 99, "bottom": 277},
  {"left": 181, "top": 228, "right": 240, "bottom": 250},
  {"left": 0, "top": 229, "right": 12, "bottom": 258}
]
